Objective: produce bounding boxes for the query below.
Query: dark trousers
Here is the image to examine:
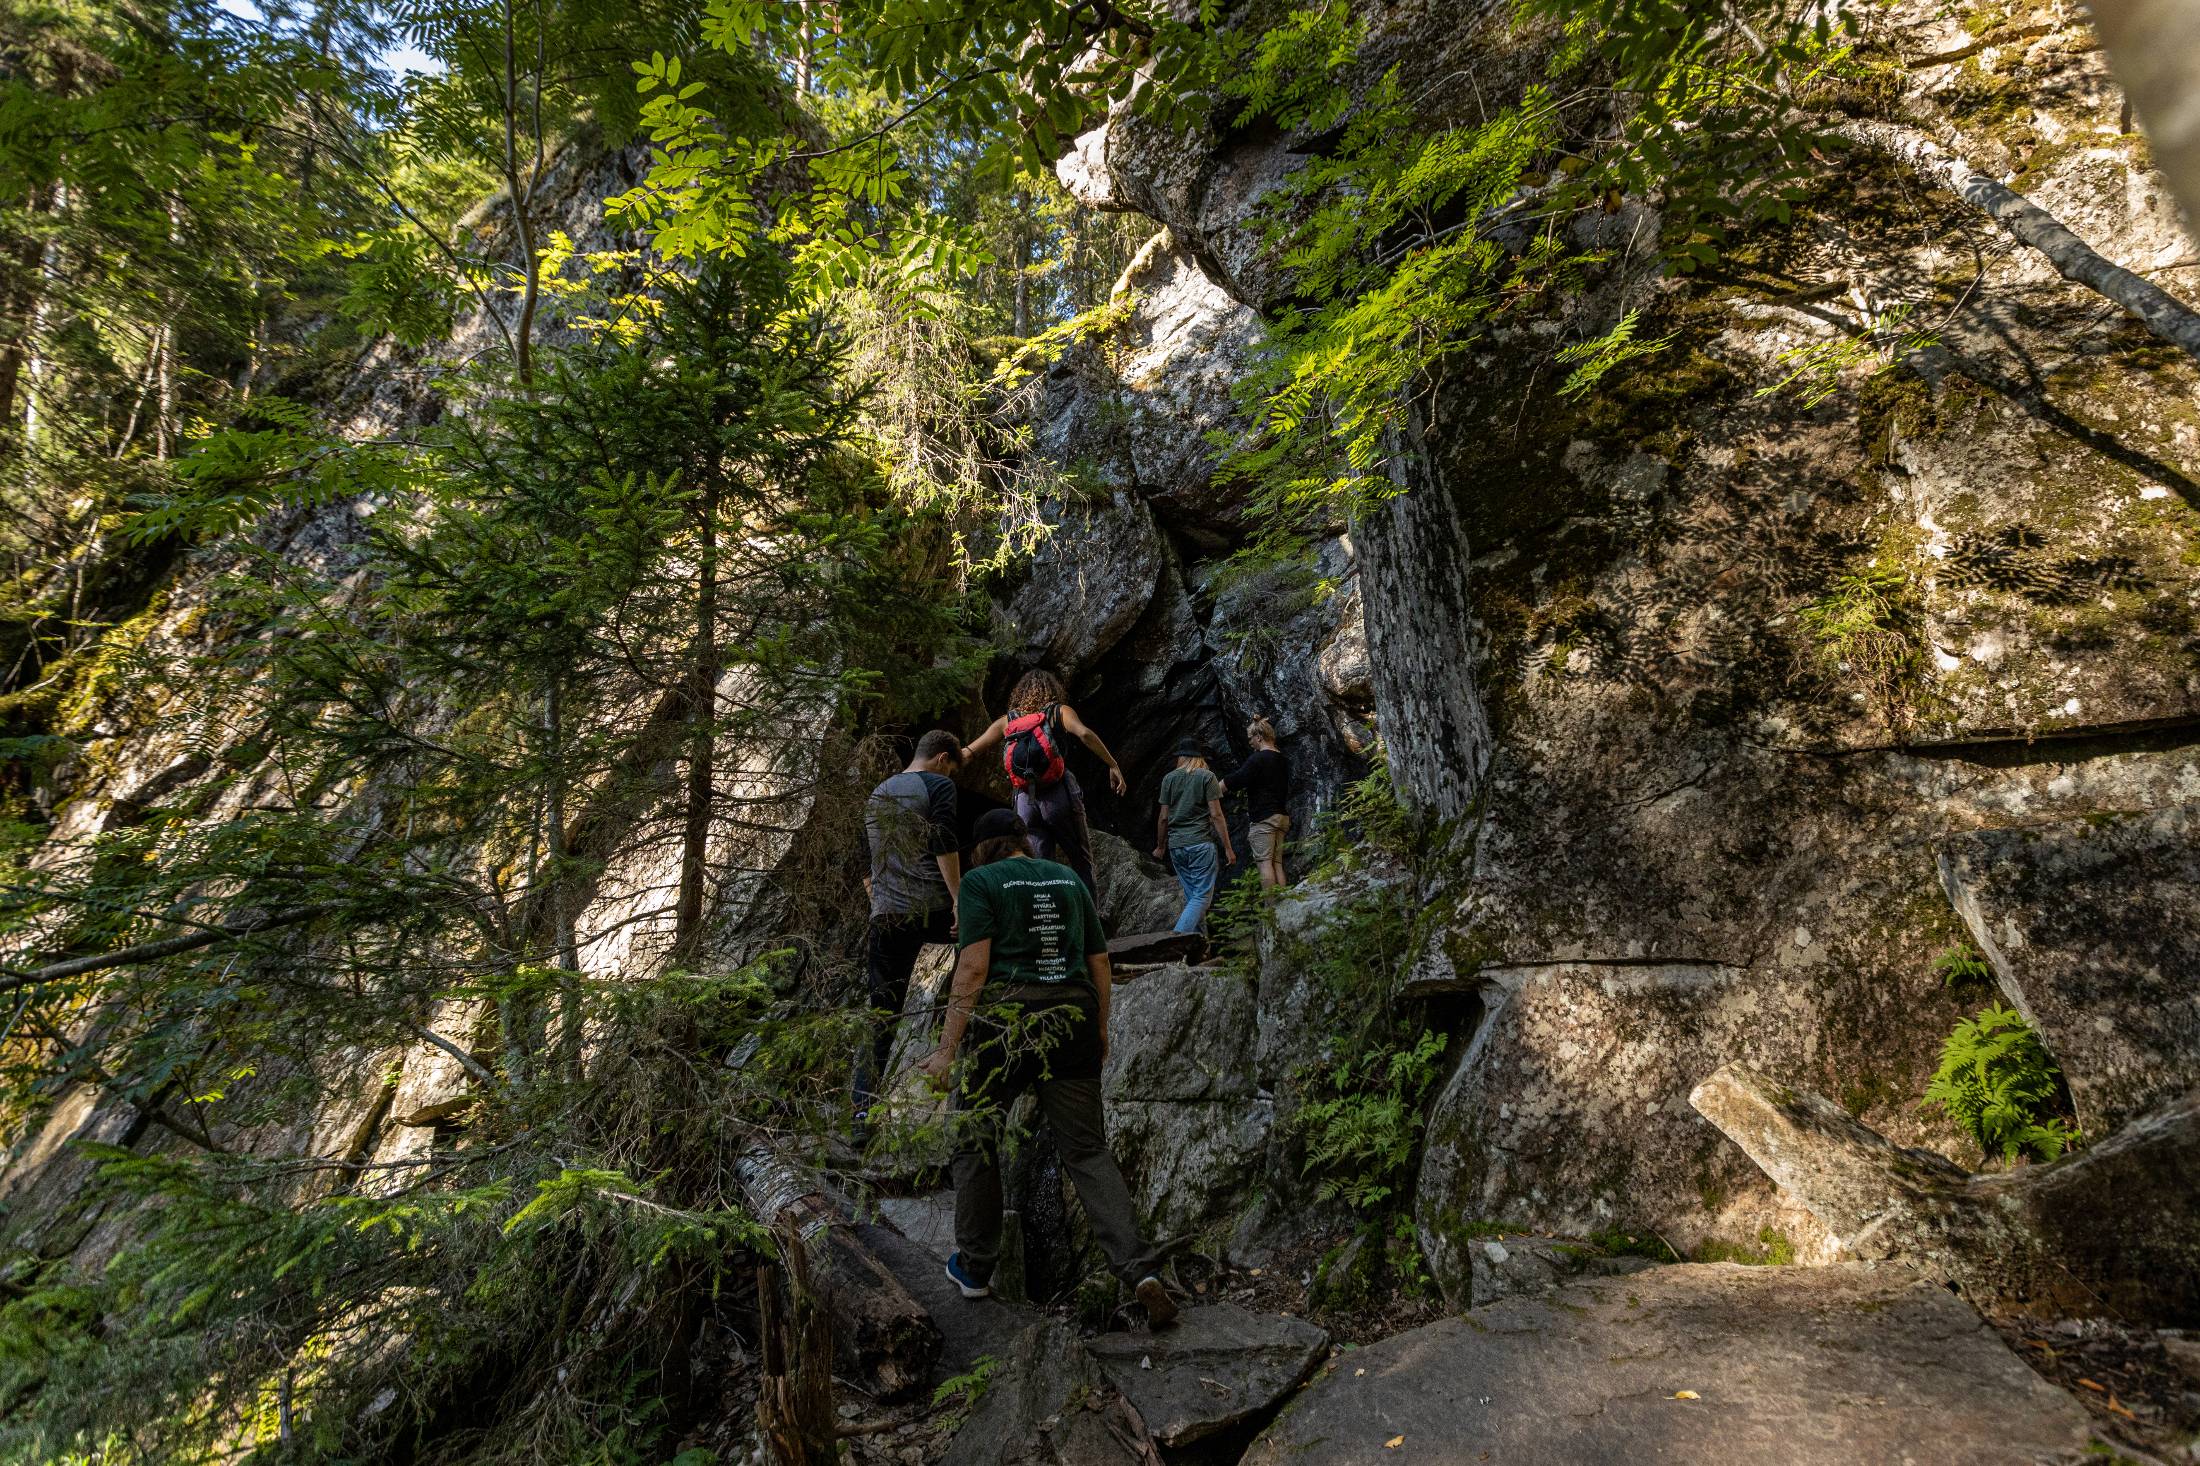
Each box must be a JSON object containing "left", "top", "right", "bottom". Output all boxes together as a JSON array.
[
  {"left": 852, "top": 907, "right": 955, "bottom": 1116},
  {"left": 949, "top": 991, "right": 1161, "bottom": 1286},
  {"left": 1015, "top": 772, "right": 1097, "bottom": 897}
]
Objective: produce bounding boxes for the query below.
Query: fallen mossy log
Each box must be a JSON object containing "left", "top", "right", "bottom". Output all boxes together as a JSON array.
[
  {"left": 733, "top": 1145, "right": 941, "bottom": 1399},
  {"left": 1690, "top": 1063, "right": 2200, "bottom": 1325}
]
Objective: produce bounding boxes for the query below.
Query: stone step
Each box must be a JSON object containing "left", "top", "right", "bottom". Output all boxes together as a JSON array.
[{"left": 1107, "top": 929, "right": 1208, "bottom": 967}]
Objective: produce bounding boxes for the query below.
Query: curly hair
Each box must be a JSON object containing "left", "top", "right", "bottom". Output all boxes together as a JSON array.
[{"left": 1008, "top": 668, "right": 1067, "bottom": 714}]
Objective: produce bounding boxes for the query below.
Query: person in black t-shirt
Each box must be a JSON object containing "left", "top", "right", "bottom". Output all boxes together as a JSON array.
[
  {"left": 853, "top": 729, "right": 964, "bottom": 1138},
  {"left": 1220, "top": 716, "right": 1291, "bottom": 889}
]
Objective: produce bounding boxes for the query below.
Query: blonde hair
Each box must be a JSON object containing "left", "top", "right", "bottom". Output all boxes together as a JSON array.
[
  {"left": 1009, "top": 668, "right": 1067, "bottom": 715},
  {"left": 1176, "top": 755, "right": 1209, "bottom": 771},
  {"left": 1247, "top": 716, "right": 1277, "bottom": 746}
]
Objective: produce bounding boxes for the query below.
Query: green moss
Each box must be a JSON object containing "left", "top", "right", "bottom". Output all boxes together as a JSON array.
[
  {"left": 1690, "top": 1227, "right": 1794, "bottom": 1266},
  {"left": 54, "top": 592, "right": 170, "bottom": 736},
  {"left": 1310, "top": 1232, "right": 1382, "bottom": 1310},
  {"left": 1840, "top": 1072, "right": 1902, "bottom": 1119},
  {"left": 1583, "top": 1229, "right": 1680, "bottom": 1263},
  {"left": 1442, "top": 923, "right": 1506, "bottom": 981}
]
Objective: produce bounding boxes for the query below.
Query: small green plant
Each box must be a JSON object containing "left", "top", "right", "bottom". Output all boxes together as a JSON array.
[
  {"left": 1756, "top": 294, "right": 1939, "bottom": 408},
  {"left": 1307, "top": 744, "right": 1416, "bottom": 877},
  {"left": 1293, "top": 1028, "right": 1447, "bottom": 1211},
  {"left": 930, "top": 1354, "right": 1000, "bottom": 1427},
  {"left": 1556, "top": 310, "right": 1677, "bottom": 400},
  {"left": 1921, "top": 1003, "right": 2082, "bottom": 1165},
  {"left": 1932, "top": 940, "right": 1993, "bottom": 988},
  {"left": 1205, "top": 869, "right": 1274, "bottom": 968},
  {"left": 1796, "top": 560, "right": 1924, "bottom": 729}
]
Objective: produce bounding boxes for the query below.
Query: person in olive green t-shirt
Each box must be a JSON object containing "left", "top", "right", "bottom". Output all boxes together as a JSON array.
[
  {"left": 1152, "top": 738, "right": 1235, "bottom": 935},
  {"left": 952, "top": 842, "right": 1106, "bottom": 993},
  {"left": 918, "top": 809, "right": 1176, "bottom": 1326}
]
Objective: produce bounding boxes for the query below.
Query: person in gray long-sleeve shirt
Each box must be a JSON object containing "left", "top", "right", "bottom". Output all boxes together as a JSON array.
[{"left": 853, "top": 729, "right": 964, "bottom": 1138}]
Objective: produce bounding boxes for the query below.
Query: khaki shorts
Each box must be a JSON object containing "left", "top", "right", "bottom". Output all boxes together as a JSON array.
[{"left": 1249, "top": 813, "right": 1290, "bottom": 862}]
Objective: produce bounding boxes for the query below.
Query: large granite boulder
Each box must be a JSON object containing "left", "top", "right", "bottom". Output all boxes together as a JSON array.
[
  {"left": 1091, "top": 830, "right": 1182, "bottom": 937},
  {"left": 1937, "top": 801, "right": 2200, "bottom": 1134},
  {"left": 1102, "top": 964, "right": 1272, "bottom": 1240},
  {"left": 1413, "top": 710, "right": 2200, "bottom": 1295},
  {"left": 995, "top": 490, "right": 1164, "bottom": 681},
  {"left": 1693, "top": 1063, "right": 2200, "bottom": 1323},
  {"left": 1413, "top": 962, "right": 1839, "bottom": 1302},
  {"left": 1029, "top": 231, "right": 1260, "bottom": 547},
  {"left": 1242, "top": 1264, "right": 2095, "bottom": 1466}
]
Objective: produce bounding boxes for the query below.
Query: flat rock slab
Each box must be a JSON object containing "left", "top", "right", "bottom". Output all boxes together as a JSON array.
[
  {"left": 1107, "top": 929, "right": 1206, "bottom": 967},
  {"left": 859, "top": 1222, "right": 1033, "bottom": 1379},
  {"left": 1085, "top": 1303, "right": 1329, "bottom": 1447},
  {"left": 940, "top": 1318, "right": 1155, "bottom": 1466},
  {"left": 1243, "top": 1263, "right": 2094, "bottom": 1466},
  {"left": 1938, "top": 802, "right": 2200, "bottom": 1134}
]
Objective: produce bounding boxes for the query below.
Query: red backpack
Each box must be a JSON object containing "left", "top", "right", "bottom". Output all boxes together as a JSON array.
[{"left": 1003, "top": 705, "right": 1067, "bottom": 790}]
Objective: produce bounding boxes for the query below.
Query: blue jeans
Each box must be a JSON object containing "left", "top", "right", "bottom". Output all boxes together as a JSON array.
[{"left": 1168, "top": 842, "right": 1219, "bottom": 934}]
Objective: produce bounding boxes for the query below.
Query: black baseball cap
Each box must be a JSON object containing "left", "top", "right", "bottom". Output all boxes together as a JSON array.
[{"left": 974, "top": 808, "right": 1028, "bottom": 842}]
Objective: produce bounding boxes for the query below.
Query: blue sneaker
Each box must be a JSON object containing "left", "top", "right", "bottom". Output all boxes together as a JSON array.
[{"left": 944, "top": 1252, "right": 991, "bottom": 1299}]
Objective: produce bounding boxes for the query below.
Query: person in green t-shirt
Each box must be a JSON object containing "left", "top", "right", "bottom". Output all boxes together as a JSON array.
[
  {"left": 1152, "top": 738, "right": 1235, "bottom": 935},
  {"left": 917, "top": 808, "right": 1177, "bottom": 1327}
]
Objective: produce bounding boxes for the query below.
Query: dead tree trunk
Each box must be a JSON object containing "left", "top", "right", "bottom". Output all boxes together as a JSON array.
[
  {"left": 1691, "top": 1064, "right": 2200, "bottom": 1325},
  {"left": 756, "top": 1226, "right": 838, "bottom": 1466},
  {"left": 671, "top": 482, "right": 718, "bottom": 961},
  {"left": 734, "top": 1145, "right": 941, "bottom": 1398}
]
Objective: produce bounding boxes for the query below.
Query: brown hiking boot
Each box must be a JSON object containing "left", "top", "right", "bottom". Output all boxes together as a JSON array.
[{"left": 1135, "top": 1275, "right": 1179, "bottom": 1328}]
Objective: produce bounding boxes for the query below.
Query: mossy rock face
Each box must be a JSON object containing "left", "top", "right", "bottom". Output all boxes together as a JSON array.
[{"left": 1309, "top": 1230, "right": 1379, "bottom": 1310}]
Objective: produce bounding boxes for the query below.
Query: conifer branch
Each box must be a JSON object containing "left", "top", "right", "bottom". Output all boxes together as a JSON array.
[{"left": 0, "top": 903, "right": 341, "bottom": 993}]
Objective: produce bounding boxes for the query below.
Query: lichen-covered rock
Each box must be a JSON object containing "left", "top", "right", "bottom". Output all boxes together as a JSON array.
[
  {"left": 1104, "top": 964, "right": 1257, "bottom": 1103},
  {"left": 1102, "top": 965, "right": 1271, "bottom": 1239},
  {"left": 1029, "top": 231, "right": 1259, "bottom": 546},
  {"left": 1243, "top": 1264, "right": 2096, "bottom": 1466},
  {"left": 1202, "top": 537, "right": 1375, "bottom": 826},
  {"left": 1466, "top": 1233, "right": 1660, "bottom": 1308},
  {"left": 1693, "top": 1063, "right": 2200, "bottom": 1323},
  {"left": 1937, "top": 802, "right": 2200, "bottom": 1133},
  {"left": 938, "top": 1318, "right": 1153, "bottom": 1466},
  {"left": 1090, "top": 829, "right": 1182, "bottom": 937}
]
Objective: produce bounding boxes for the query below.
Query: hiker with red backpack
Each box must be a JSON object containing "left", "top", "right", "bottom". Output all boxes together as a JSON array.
[{"left": 960, "top": 669, "right": 1126, "bottom": 898}]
